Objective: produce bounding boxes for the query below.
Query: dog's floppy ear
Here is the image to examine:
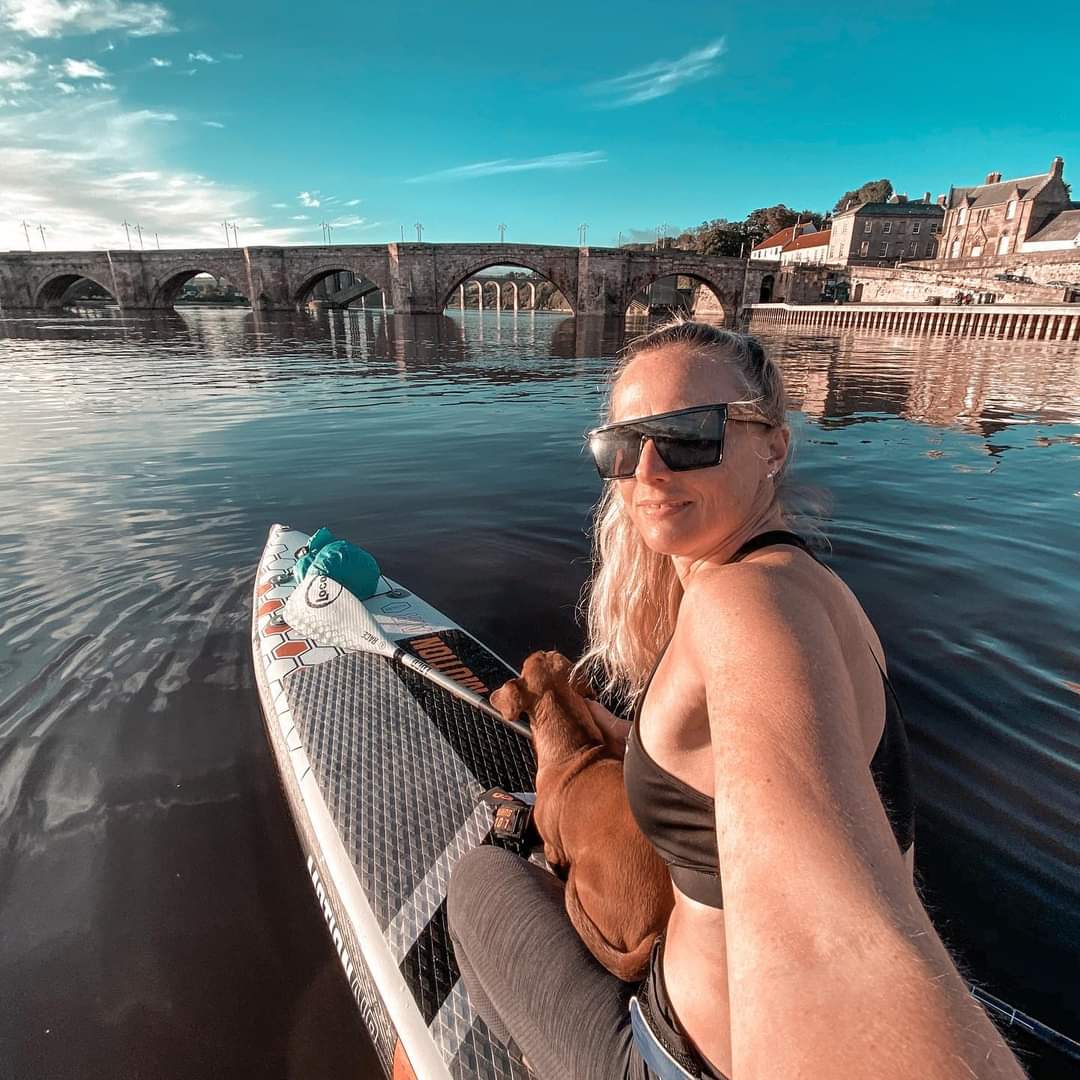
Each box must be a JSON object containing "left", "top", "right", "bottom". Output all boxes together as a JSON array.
[
  {"left": 568, "top": 663, "right": 596, "bottom": 701},
  {"left": 535, "top": 650, "right": 596, "bottom": 701},
  {"left": 490, "top": 676, "right": 533, "bottom": 724}
]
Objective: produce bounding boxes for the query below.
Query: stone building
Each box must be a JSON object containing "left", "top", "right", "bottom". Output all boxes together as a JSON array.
[
  {"left": 827, "top": 195, "right": 944, "bottom": 266},
  {"left": 940, "top": 156, "right": 1075, "bottom": 259},
  {"left": 779, "top": 229, "right": 831, "bottom": 266},
  {"left": 750, "top": 222, "right": 816, "bottom": 261}
]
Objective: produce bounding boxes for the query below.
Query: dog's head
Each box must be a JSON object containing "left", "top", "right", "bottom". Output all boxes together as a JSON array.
[{"left": 491, "top": 651, "right": 602, "bottom": 765}]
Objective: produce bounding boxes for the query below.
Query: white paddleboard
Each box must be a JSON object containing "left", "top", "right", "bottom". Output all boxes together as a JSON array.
[{"left": 251, "top": 524, "right": 536, "bottom": 1079}]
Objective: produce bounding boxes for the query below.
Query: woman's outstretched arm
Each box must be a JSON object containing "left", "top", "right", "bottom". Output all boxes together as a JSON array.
[{"left": 684, "top": 567, "right": 1027, "bottom": 1080}]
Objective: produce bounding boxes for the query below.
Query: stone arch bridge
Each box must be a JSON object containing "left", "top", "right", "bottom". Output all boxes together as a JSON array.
[{"left": 0, "top": 243, "right": 773, "bottom": 323}]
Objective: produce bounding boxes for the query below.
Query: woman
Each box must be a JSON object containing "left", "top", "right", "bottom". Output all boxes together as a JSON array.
[{"left": 448, "top": 321, "right": 1025, "bottom": 1080}]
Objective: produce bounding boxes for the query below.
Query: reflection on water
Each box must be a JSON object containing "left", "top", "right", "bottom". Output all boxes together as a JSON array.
[{"left": 1, "top": 308, "right": 1077, "bottom": 1079}]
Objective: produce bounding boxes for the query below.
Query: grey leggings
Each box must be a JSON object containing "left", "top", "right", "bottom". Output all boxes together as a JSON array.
[{"left": 447, "top": 844, "right": 649, "bottom": 1080}]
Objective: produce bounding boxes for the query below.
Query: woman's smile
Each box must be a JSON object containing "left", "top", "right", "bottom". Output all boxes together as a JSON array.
[{"left": 637, "top": 497, "right": 693, "bottom": 519}]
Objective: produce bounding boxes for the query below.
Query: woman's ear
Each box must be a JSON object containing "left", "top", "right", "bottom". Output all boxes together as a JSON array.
[{"left": 767, "top": 424, "right": 791, "bottom": 477}]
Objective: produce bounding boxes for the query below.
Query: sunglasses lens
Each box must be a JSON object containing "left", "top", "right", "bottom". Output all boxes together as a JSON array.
[
  {"left": 589, "top": 431, "right": 641, "bottom": 479},
  {"left": 654, "top": 434, "right": 723, "bottom": 471},
  {"left": 649, "top": 408, "right": 724, "bottom": 471}
]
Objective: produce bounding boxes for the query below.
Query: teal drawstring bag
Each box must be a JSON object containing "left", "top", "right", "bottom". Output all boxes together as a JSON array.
[{"left": 293, "top": 527, "right": 381, "bottom": 601}]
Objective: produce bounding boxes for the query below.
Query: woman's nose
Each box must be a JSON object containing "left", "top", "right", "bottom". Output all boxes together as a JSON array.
[{"left": 635, "top": 436, "right": 671, "bottom": 480}]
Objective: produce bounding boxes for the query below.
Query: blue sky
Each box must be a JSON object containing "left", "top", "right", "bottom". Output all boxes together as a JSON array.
[{"left": 1, "top": 0, "right": 1078, "bottom": 251}]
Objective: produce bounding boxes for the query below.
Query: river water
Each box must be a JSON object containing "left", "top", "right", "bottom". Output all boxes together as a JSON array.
[{"left": 1, "top": 307, "right": 1077, "bottom": 1079}]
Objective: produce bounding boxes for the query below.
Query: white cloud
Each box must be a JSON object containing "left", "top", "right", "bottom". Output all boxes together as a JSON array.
[
  {"left": 55, "top": 79, "right": 74, "bottom": 92},
  {"left": 0, "top": 0, "right": 174, "bottom": 38},
  {"left": 0, "top": 48, "right": 38, "bottom": 83},
  {"left": 62, "top": 57, "right": 108, "bottom": 78},
  {"left": 117, "top": 107, "right": 175, "bottom": 123},
  {"left": 290, "top": 214, "right": 308, "bottom": 220},
  {"left": 329, "top": 215, "right": 368, "bottom": 228},
  {"left": 188, "top": 51, "right": 216, "bottom": 63},
  {"left": 344, "top": 197, "right": 361, "bottom": 206},
  {"left": 406, "top": 150, "right": 606, "bottom": 184},
  {"left": 586, "top": 39, "right": 726, "bottom": 107},
  {"left": 149, "top": 56, "right": 170, "bottom": 67},
  {"left": 0, "top": 95, "right": 307, "bottom": 250},
  {"left": 202, "top": 119, "right": 224, "bottom": 128},
  {"left": 297, "top": 190, "right": 320, "bottom": 207},
  {"left": 271, "top": 201, "right": 286, "bottom": 208},
  {"left": 95, "top": 80, "right": 113, "bottom": 89}
]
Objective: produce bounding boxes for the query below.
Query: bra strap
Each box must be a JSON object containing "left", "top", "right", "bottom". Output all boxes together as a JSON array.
[{"left": 729, "top": 529, "right": 811, "bottom": 563}]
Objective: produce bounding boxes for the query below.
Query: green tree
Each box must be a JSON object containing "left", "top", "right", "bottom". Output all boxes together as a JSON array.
[
  {"left": 744, "top": 205, "right": 826, "bottom": 246},
  {"left": 833, "top": 179, "right": 893, "bottom": 213}
]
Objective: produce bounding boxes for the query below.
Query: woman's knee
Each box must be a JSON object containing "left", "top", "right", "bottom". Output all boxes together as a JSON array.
[
  {"left": 448, "top": 845, "right": 562, "bottom": 953},
  {"left": 447, "top": 845, "right": 522, "bottom": 945}
]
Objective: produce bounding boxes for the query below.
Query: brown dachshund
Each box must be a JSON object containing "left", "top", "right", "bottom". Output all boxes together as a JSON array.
[{"left": 490, "top": 651, "right": 673, "bottom": 981}]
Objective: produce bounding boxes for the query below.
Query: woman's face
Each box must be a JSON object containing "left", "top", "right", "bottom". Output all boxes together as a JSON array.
[{"left": 609, "top": 344, "right": 789, "bottom": 561}]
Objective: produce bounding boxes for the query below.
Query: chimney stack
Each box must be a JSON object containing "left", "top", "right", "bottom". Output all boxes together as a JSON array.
[
  {"left": 1050, "top": 156, "right": 1064, "bottom": 177},
  {"left": 985, "top": 171, "right": 1002, "bottom": 184},
  {"left": 922, "top": 191, "right": 932, "bottom": 203},
  {"left": 937, "top": 194, "right": 947, "bottom": 206}
]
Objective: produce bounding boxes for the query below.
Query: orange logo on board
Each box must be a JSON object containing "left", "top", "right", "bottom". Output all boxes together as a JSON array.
[{"left": 408, "top": 635, "right": 488, "bottom": 694}]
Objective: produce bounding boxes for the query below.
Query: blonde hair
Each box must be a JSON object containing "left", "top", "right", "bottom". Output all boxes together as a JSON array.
[{"left": 574, "top": 320, "right": 793, "bottom": 706}]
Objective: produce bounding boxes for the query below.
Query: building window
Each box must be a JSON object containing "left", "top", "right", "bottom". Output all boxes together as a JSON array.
[
  {"left": 971, "top": 243, "right": 983, "bottom": 257},
  {"left": 950, "top": 239, "right": 961, "bottom": 258},
  {"left": 883, "top": 221, "right": 892, "bottom": 234},
  {"left": 859, "top": 240, "right": 869, "bottom": 257},
  {"left": 958, "top": 207, "right": 968, "bottom": 225},
  {"left": 912, "top": 222, "right": 921, "bottom": 234},
  {"left": 879, "top": 242, "right": 889, "bottom": 257},
  {"left": 1006, "top": 199, "right": 1017, "bottom": 221},
  {"left": 909, "top": 240, "right": 918, "bottom": 256},
  {"left": 997, "top": 234, "right": 1011, "bottom": 255},
  {"left": 863, "top": 221, "right": 872, "bottom": 234},
  {"left": 929, "top": 222, "right": 939, "bottom": 234}
]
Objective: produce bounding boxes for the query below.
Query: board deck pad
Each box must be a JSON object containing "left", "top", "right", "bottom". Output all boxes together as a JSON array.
[{"left": 251, "top": 525, "right": 537, "bottom": 1079}]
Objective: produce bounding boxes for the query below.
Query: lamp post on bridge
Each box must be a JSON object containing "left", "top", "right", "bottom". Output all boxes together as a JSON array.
[
  {"left": 578, "top": 222, "right": 588, "bottom": 245},
  {"left": 134, "top": 223, "right": 144, "bottom": 250},
  {"left": 20, "top": 220, "right": 31, "bottom": 251},
  {"left": 498, "top": 223, "right": 507, "bottom": 243},
  {"left": 400, "top": 224, "right": 405, "bottom": 243},
  {"left": 230, "top": 221, "right": 239, "bottom": 247},
  {"left": 121, "top": 220, "right": 133, "bottom": 250},
  {"left": 37, "top": 224, "right": 47, "bottom": 250},
  {"left": 222, "top": 220, "right": 231, "bottom": 247},
  {"left": 155, "top": 232, "right": 161, "bottom": 250},
  {"left": 415, "top": 222, "right": 423, "bottom": 241}
]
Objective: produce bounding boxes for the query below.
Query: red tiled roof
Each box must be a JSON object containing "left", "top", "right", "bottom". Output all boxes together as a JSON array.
[
  {"left": 783, "top": 229, "right": 831, "bottom": 252},
  {"left": 753, "top": 224, "right": 803, "bottom": 251}
]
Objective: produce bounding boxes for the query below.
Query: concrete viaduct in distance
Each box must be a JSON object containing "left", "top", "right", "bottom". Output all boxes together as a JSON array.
[{"left": 0, "top": 242, "right": 775, "bottom": 323}]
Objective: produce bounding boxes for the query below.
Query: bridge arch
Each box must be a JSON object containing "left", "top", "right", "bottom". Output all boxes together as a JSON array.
[
  {"left": 34, "top": 271, "right": 118, "bottom": 310},
  {"left": 623, "top": 265, "right": 737, "bottom": 325},
  {"left": 441, "top": 260, "right": 574, "bottom": 314},
  {"left": 152, "top": 263, "right": 255, "bottom": 308},
  {"left": 291, "top": 264, "right": 389, "bottom": 309}
]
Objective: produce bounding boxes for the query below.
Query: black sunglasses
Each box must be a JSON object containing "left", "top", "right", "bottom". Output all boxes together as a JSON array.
[{"left": 585, "top": 402, "right": 772, "bottom": 481}]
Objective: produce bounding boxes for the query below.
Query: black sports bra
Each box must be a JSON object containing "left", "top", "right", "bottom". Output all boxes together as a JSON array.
[{"left": 623, "top": 530, "right": 914, "bottom": 908}]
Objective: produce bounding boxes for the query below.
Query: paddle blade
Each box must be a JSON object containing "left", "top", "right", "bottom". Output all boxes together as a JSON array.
[{"left": 283, "top": 572, "right": 395, "bottom": 657}]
